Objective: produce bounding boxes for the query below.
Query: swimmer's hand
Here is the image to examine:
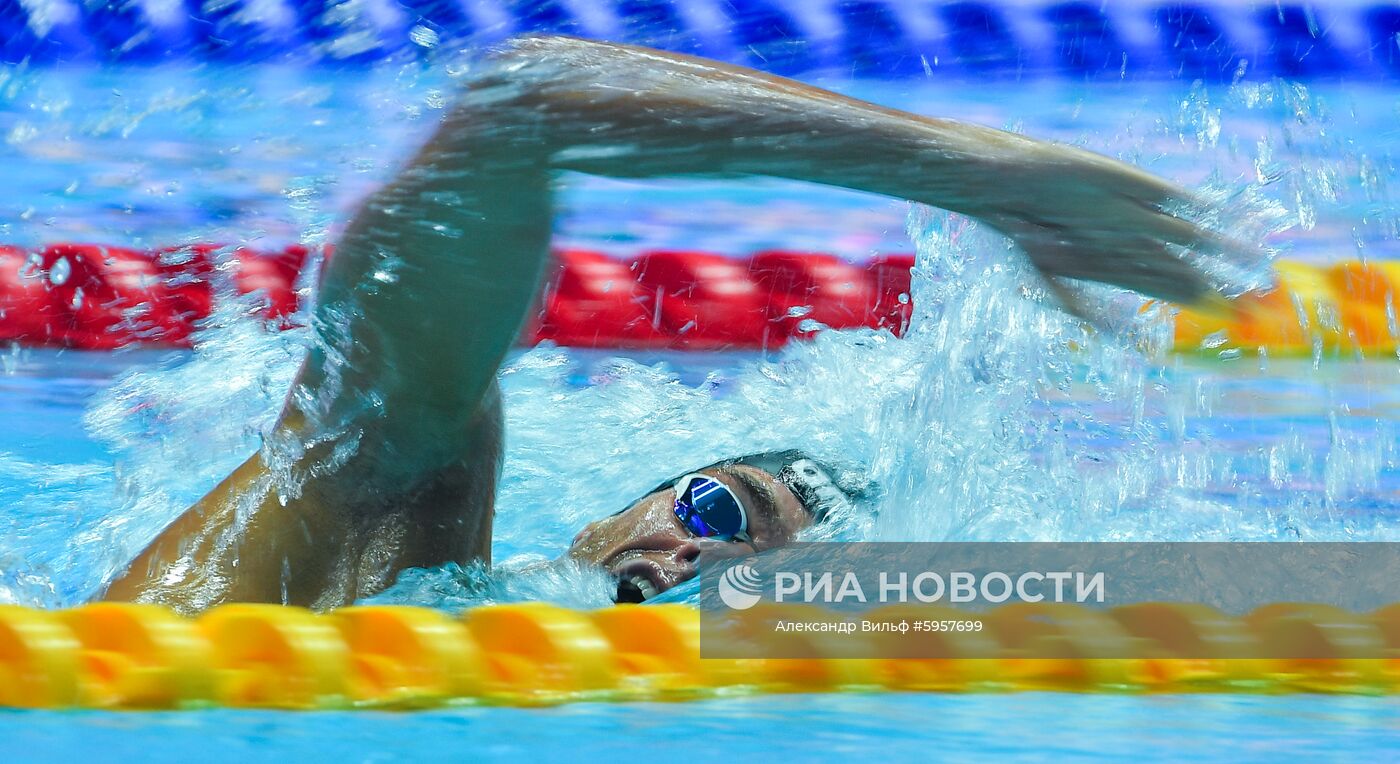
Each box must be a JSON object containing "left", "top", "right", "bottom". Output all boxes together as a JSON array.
[{"left": 961, "top": 141, "right": 1247, "bottom": 310}]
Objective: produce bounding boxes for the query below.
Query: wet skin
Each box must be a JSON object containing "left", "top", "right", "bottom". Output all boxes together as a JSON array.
[{"left": 568, "top": 465, "right": 811, "bottom": 602}]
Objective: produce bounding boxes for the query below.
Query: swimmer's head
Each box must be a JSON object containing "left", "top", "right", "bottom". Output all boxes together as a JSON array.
[{"left": 566, "top": 451, "right": 864, "bottom": 603}]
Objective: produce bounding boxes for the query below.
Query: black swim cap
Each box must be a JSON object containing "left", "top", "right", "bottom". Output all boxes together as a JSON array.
[
  {"left": 725, "top": 450, "right": 856, "bottom": 525},
  {"left": 633, "top": 450, "right": 858, "bottom": 525}
]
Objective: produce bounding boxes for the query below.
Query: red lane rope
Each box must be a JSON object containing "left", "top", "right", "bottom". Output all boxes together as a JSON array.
[{"left": 0, "top": 244, "right": 914, "bottom": 351}]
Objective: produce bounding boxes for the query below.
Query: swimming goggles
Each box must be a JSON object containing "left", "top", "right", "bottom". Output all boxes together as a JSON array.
[{"left": 673, "top": 473, "right": 750, "bottom": 542}]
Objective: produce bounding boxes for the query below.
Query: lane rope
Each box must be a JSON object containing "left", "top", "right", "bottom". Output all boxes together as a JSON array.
[
  {"left": 3, "top": 243, "right": 1396, "bottom": 354},
  {"left": 2, "top": 600, "right": 1398, "bottom": 709},
  {"left": 2, "top": 0, "right": 1395, "bottom": 82}
]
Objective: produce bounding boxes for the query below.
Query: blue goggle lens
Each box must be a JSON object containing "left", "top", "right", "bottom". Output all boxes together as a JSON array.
[{"left": 674, "top": 476, "right": 747, "bottom": 540}]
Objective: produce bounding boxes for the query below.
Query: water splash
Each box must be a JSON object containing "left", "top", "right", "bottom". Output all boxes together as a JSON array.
[{"left": 377, "top": 208, "right": 1391, "bottom": 607}]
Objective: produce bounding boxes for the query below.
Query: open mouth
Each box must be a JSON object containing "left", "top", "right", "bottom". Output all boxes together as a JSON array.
[
  {"left": 615, "top": 574, "right": 659, "bottom": 603},
  {"left": 611, "top": 560, "right": 665, "bottom": 603}
]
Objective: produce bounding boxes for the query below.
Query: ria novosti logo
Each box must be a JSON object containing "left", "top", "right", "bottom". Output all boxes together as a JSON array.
[
  {"left": 715, "top": 565, "right": 1107, "bottom": 609},
  {"left": 717, "top": 563, "right": 763, "bottom": 610}
]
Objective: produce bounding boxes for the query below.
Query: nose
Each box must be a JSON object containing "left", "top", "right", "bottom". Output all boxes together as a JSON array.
[
  {"left": 604, "top": 531, "right": 702, "bottom": 581},
  {"left": 618, "top": 531, "right": 699, "bottom": 566},
  {"left": 675, "top": 539, "right": 701, "bottom": 566}
]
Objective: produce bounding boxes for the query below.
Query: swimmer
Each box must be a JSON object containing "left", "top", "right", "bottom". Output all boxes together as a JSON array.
[{"left": 103, "top": 36, "right": 1248, "bottom": 612}]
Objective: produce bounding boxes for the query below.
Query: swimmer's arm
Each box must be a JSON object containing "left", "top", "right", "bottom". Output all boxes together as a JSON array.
[
  {"left": 274, "top": 120, "right": 552, "bottom": 489},
  {"left": 200, "top": 36, "right": 1249, "bottom": 490},
  {"left": 102, "top": 67, "right": 556, "bottom": 608},
  {"left": 326, "top": 35, "right": 1247, "bottom": 477},
  {"left": 475, "top": 36, "right": 1249, "bottom": 307}
]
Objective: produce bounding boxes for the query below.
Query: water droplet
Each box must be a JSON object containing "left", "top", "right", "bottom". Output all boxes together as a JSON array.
[
  {"left": 48, "top": 256, "right": 70, "bottom": 286},
  {"left": 410, "top": 25, "right": 440, "bottom": 49},
  {"left": 17, "top": 254, "right": 41, "bottom": 280}
]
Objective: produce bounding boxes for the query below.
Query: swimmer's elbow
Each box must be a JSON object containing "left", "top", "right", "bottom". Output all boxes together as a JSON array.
[
  {"left": 477, "top": 35, "right": 685, "bottom": 101},
  {"left": 482, "top": 35, "right": 603, "bottom": 85}
]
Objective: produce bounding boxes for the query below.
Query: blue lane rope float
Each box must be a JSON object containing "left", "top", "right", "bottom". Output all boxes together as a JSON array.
[{"left": 0, "top": 1, "right": 1397, "bottom": 78}]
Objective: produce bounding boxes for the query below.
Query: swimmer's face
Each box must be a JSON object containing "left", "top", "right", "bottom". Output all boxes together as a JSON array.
[{"left": 567, "top": 464, "right": 812, "bottom": 603}]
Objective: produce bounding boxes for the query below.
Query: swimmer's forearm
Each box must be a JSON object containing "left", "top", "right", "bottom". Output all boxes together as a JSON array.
[
  {"left": 446, "top": 39, "right": 983, "bottom": 208},
  {"left": 446, "top": 37, "right": 1182, "bottom": 227},
  {"left": 445, "top": 36, "right": 1226, "bottom": 307}
]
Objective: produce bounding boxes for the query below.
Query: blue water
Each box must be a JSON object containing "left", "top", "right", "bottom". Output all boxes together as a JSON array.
[
  {"left": 3, "top": 693, "right": 1399, "bottom": 763},
  {"left": 1, "top": 69, "right": 1397, "bottom": 261},
  {"left": 5, "top": 60, "right": 1400, "bottom": 760}
]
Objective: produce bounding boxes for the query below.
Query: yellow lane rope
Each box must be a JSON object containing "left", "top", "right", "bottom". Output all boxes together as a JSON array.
[{"left": 3, "top": 601, "right": 1398, "bottom": 709}]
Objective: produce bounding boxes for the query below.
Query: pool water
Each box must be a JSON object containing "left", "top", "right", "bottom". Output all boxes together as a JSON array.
[
  {"left": 1, "top": 67, "right": 1396, "bottom": 261},
  {"left": 4, "top": 693, "right": 1400, "bottom": 763},
  {"left": 4, "top": 60, "right": 1400, "bottom": 759}
]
